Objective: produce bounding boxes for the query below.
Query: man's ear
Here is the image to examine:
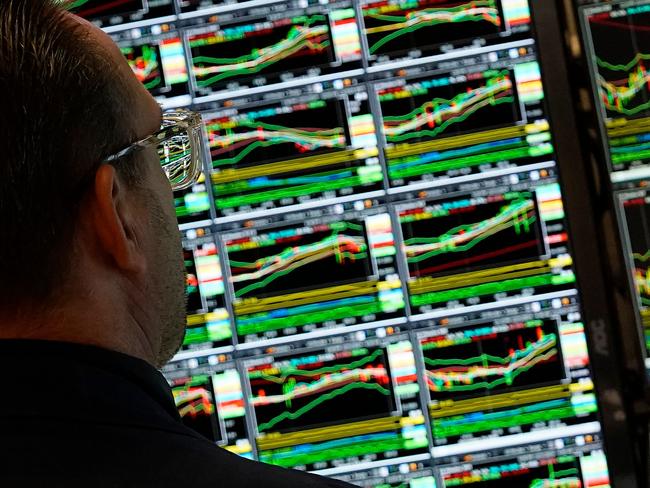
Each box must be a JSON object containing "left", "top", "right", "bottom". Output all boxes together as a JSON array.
[{"left": 90, "top": 164, "right": 146, "bottom": 274}]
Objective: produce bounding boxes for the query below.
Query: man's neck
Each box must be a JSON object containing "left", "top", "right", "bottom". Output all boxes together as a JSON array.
[{"left": 0, "top": 300, "right": 158, "bottom": 366}]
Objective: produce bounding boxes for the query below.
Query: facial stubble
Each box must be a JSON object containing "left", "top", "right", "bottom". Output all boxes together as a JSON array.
[{"left": 146, "top": 191, "right": 187, "bottom": 368}]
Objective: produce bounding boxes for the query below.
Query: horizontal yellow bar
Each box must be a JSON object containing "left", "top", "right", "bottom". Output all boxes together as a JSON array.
[
  {"left": 257, "top": 416, "right": 402, "bottom": 451},
  {"left": 409, "top": 260, "right": 550, "bottom": 295},
  {"left": 235, "top": 280, "right": 401, "bottom": 315},
  {"left": 212, "top": 147, "right": 378, "bottom": 184},
  {"left": 429, "top": 383, "right": 578, "bottom": 419},
  {"left": 386, "top": 122, "right": 549, "bottom": 159}
]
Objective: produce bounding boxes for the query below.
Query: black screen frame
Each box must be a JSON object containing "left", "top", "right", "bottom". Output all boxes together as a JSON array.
[{"left": 531, "top": 1, "right": 638, "bottom": 485}]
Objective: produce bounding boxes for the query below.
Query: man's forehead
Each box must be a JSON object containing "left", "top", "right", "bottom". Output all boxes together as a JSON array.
[{"left": 65, "top": 12, "right": 135, "bottom": 82}]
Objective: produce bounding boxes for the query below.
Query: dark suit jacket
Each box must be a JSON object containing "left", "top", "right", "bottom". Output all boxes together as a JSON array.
[{"left": 0, "top": 340, "right": 353, "bottom": 487}]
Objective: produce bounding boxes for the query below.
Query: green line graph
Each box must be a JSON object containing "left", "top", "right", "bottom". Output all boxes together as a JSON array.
[
  {"left": 250, "top": 349, "right": 382, "bottom": 384},
  {"left": 405, "top": 198, "right": 536, "bottom": 264},
  {"left": 236, "top": 299, "right": 392, "bottom": 336},
  {"left": 256, "top": 381, "right": 391, "bottom": 432},
  {"left": 529, "top": 464, "right": 580, "bottom": 488},
  {"left": 597, "top": 53, "right": 650, "bottom": 116},
  {"left": 214, "top": 168, "right": 383, "bottom": 210},
  {"left": 208, "top": 119, "right": 345, "bottom": 168},
  {"left": 597, "top": 52, "right": 650, "bottom": 72},
  {"left": 382, "top": 71, "right": 514, "bottom": 143},
  {"left": 365, "top": 0, "right": 501, "bottom": 55},
  {"left": 411, "top": 272, "right": 575, "bottom": 306},
  {"left": 250, "top": 346, "right": 397, "bottom": 434},
  {"left": 191, "top": 15, "right": 331, "bottom": 87},
  {"left": 426, "top": 333, "right": 558, "bottom": 393},
  {"left": 259, "top": 435, "right": 414, "bottom": 468},
  {"left": 229, "top": 222, "right": 369, "bottom": 298}
]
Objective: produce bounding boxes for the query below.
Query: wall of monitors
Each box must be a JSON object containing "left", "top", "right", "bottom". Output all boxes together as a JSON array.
[{"left": 75, "top": 0, "right": 616, "bottom": 485}]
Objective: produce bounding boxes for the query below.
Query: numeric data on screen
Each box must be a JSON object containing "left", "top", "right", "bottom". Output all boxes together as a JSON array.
[{"left": 181, "top": 226, "right": 232, "bottom": 351}]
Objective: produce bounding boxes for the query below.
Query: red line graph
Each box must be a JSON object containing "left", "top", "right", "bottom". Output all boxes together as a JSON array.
[
  {"left": 77, "top": 0, "right": 141, "bottom": 18},
  {"left": 589, "top": 18, "right": 650, "bottom": 33},
  {"left": 410, "top": 239, "right": 540, "bottom": 277}
]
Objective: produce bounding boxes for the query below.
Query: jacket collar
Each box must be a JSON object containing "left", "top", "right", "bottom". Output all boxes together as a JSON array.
[{"left": 0, "top": 339, "right": 181, "bottom": 426}]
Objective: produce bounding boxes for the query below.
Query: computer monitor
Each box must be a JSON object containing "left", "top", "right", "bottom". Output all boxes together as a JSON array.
[
  {"left": 74, "top": 0, "right": 627, "bottom": 485},
  {"left": 580, "top": 0, "right": 650, "bottom": 379}
]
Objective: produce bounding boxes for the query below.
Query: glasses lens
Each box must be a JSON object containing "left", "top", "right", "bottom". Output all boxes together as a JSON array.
[{"left": 158, "top": 124, "right": 202, "bottom": 191}]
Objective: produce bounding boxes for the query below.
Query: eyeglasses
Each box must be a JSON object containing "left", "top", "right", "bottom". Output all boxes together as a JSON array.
[{"left": 103, "top": 109, "right": 204, "bottom": 191}]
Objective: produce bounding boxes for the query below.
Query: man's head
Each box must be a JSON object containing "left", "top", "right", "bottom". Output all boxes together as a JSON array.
[{"left": 0, "top": 0, "right": 187, "bottom": 366}]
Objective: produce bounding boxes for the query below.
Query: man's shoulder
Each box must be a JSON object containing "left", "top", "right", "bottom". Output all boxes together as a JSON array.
[
  {"left": 164, "top": 429, "right": 352, "bottom": 487},
  {"left": 0, "top": 416, "right": 353, "bottom": 487}
]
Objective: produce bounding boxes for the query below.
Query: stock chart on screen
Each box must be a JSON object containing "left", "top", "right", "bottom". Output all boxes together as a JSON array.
[
  {"left": 617, "top": 189, "right": 650, "bottom": 368},
  {"left": 70, "top": 0, "right": 615, "bottom": 484},
  {"left": 397, "top": 170, "right": 573, "bottom": 316},
  {"left": 221, "top": 202, "right": 405, "bottom": 343},
  {"left": 361, "top": 0, "right": 532, "bottom": 67},
  {"left": 375, "top": 50, "right": 553, "bottom": 189},
  {"left": 203, "top": 79, "right": 382, "bottom": 219},
  {"left": 166, "top": 351, "right": 253, "bottom": 457},
  {"left": 242, "top": 327, "right": 428, "bottom": 471},
  {"left": 582, "top": 0, "right": 650, "bottom": 183},
  {"left": 419, "top": 317, "right": 597, "bottom": 449},
  {"left": 185, "top": 1, "right": 363, "bottom": 101}
]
